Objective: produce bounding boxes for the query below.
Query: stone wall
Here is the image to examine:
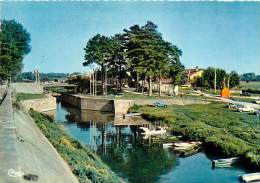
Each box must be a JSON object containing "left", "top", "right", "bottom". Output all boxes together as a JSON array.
[
  {"left": 61, "top": 94, "right": 114, "bottom": 112},
  {"left": 20, "top": 96, "right": 56, "bottom": 112},
  {"left": 61, "top": 94, "right": 210, "bottom": 114},
  {"left": 11, "top": 82, "right": 43, "bottom": 94}
]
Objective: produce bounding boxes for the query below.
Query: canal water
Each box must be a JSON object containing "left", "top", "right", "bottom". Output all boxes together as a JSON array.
[{"left": 55, "top": 102, "right": 247, "bottom": 183}]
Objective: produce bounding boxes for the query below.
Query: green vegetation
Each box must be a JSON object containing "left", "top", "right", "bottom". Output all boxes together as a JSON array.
[
  {"left": 83, "top": 21, "right": 184, "bottom": 96},
  {"left": 240, "top": 73, "right": 260, "bottom": 82},
  {"left": 16, "top": 93, "right": 46, "bottom": 101},
  {"left": 194, "top": 67, "right": 240, "bottom": 89},
  {"left": 133, "top": 103, "right": 260, "bottom": 169},
  {"left": 29, "top": 109, "right": 123, "bottom": 183},
  {"left": 239, "top": 81, "right": 260, "bottom": 90},
  {"left": 16, "top": 72, "right": 69, "bottom": 82},
  {"left": 0, "top": 20, "right": 31, "bottom": 79}
]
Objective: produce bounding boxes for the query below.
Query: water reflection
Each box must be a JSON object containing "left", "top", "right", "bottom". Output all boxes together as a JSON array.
[
  {"left": 55, "top": 102, "right": 247, "bottom": 183},
  {"left": 55, "top": 102, "right": 177, "bottom": 182}
]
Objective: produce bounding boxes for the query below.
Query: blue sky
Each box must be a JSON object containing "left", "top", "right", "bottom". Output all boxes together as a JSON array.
[{"left": 2, "top": 1, "right": 260, "bottom": 74}]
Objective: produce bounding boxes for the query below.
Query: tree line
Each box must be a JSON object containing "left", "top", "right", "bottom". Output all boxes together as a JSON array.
[
  {"left": 240, "top": 73, "right": 260, "bottom": 82},
  {"left": 16, "top": 72, "right": 69, "bottom": 82},
  {"left": 193, "top": 67, "right": 240, "bottom": 89},
  {"left": 83, "top": 21, "right": 184, "bottom": 96}
]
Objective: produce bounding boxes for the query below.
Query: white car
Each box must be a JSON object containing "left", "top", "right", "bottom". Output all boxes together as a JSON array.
[
  {"left": 238, "top": 106, "right": 256, "bottom": 113},
  {"left": 255, "top": 98, "right": 260, "bottom": 104}
]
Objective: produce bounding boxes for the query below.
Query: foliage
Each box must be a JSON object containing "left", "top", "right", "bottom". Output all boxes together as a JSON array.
[
  {"left": 136, "top": 103, "right": 260, "bottom": 169},
  {"left": 228, "top": 71, "right": 240, "bottom": 88},
  {"left": 240, "top": 73, "right": 260, "bottom": 82},
  {"left": 83, "top": 21, "right": 184, "bottom": 96},
  {"left": 16, "top": 93, "right": 46, "bottom": 101},
  {"left": 194, "top": 67, "right": 240, "bottom": 89},
  {"left": 123, "top": 21, "right": 183, "bottom": 95},
  {"left": 83, "top": 34, "right": 114, "bottom": 95},
  {"left": 0, "top": 20, "right": 31, "bottom": 79},
  {"left": 29, "top": 110, "right": 123, "bottom": 183},
  {"left": 16, "top": 72, "right": 69, "bottom": 82}
]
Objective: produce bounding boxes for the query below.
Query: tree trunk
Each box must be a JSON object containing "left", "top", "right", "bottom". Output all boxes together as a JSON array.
[
  {"left": 136, "top": 74, "right": 139, "bottom": 92},
  {"left": 141, "top": 79, "right": 144, "bottom": 95},
  {"left": 119, "top": 65, "right": 122, "bottom": 91},
  {"left": 101, "top": 64, "right": 105, "bottom": 95},
  {"left": 159, "top": 77, "right": 162, "bottom": 96},
  {"left": 148, "top": 76, "right": 152, "bottom": 96}
]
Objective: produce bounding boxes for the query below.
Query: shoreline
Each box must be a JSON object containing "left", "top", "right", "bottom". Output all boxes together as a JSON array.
[
  {"left": 29, "top": 109, "right": 123, "bottom": 183},
  {"left": 134, "top": 103, "right": 260, "bottom": 170}
]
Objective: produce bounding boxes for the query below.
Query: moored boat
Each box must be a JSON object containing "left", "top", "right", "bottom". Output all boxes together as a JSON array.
[
  {"left": 212, "top": 157, "right": 238, "bottom": 168},
  {"left": 139, "top": 126, "right": 167, "bottom": 136},
  {"left": 239, "top": 172, "right": 260, "bottom": 182},
  {"left": 173, "top": 141, "right": 201, "bottom": 148}
]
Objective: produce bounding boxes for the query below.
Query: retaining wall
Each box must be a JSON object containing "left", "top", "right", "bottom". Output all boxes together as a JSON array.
[
  {"left": 61, "top": 94, "right": 114, "bottom": 112},
  {"left": 20, "top": 96, "right": 56, "bottom": 112},
  {"left": 11, "top": 83, "right": 43, "bottom": 94},
  {"left": 61, "top": 94, "right": 210, "bottom": 114}
]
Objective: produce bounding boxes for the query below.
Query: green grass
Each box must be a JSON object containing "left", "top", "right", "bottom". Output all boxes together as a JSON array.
[
  {"left": 133, "top": 103, "right": 260, "bottom": 169},
  {"left": 239, "top": 81, "right": 260, "bottom": 90},
  {"left": 16, "top": 93, "right": 46, "bottom": 101},
  {"left": 231, "top": 97, "right": 256, "bottom": 104},
  {"left": 29, "top": 109, "right": 123, "bottom": 183}
]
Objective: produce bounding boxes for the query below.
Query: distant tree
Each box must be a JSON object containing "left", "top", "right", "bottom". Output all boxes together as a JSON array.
[
  {"left": 228, "top": 71, "right": 240, "bottom": 88},
  {"left": 240, "top": 73, "right": 256, "bottom": 82},
  {"left": 0, "top": 20, "right": 31, "bottom": 80}
]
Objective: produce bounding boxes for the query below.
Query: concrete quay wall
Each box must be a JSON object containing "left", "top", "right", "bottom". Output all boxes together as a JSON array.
[
  {"left": 61, "top": 94, "right": 114, "bottom": 112},
  {"left": 61, "top": 94, "right": 210, "bottom": 114}
]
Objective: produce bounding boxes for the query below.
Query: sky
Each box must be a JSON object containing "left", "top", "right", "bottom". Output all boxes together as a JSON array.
[{"left": 1, "top": 1, "right": 260, "bottom": 74}]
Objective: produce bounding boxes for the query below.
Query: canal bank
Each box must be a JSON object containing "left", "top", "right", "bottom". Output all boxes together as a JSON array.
[
  {"left": 0, "top": 89, "right": 79, "bottom": 183},
  {"left": 134, "top": 104, "right": 260, "bottom": 170},
  {"left": 29, "top": 109, "right": 123, "bottom": 183},
  {"left": 60, "top": 93, "right": 210, "bottom": 114},
  {"left": 54, "top": 102, "right": 248, "bottom": 183}
]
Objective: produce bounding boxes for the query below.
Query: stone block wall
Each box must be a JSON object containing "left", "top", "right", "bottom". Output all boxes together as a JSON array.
[
  {"left": 20, "top": 96, "right": 56, "bottom": 112},
  {"left": 11, "top": 83, "right": 43, "bottom": 94}
]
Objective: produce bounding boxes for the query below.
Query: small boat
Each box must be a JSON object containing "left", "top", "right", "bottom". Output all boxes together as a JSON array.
[
  {"left": 173, "top": 141, "right": 201, "bottom": 147},
  {"left": 139, "top": 127, "right": 167, "bottom": 136},
  {"left": 123, "top": 112, "right": 142, "bottom": 118},
  {"left": 162, "top": 143, "right": 174, "bottom": 148},
  {"left": 212, "top": 157, "right": 238, "bottom": 168},
  {"left": 239, "top": 172, "right": 260, "bottom": 182}
]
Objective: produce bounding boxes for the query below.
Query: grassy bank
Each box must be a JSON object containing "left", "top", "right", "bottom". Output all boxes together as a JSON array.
[
  {"left": 16, "top": 93, "right": 46, "bottom": 101},
  {"left": 29, "top": 109, "right": 123, "bottom": 183},
  {"left": 133, "top": 103, "right": 260, "bottom": 170}
]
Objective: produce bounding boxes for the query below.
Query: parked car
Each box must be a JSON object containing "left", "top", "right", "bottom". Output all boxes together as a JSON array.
[
  {"left": 255, "top": 98, "right": 260, "bottom": 104},
  {"left": 153, "top": 101, "right": 167, "bottom": 108},
  {"left": 240, "top": 90, "right": 251, "bottom": 96},
  {"left": 226, "top": 103, "right": 238, "bottom": 109},
  {"left": 238, "top": 106, "right": 256, "bottom": 113}
]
